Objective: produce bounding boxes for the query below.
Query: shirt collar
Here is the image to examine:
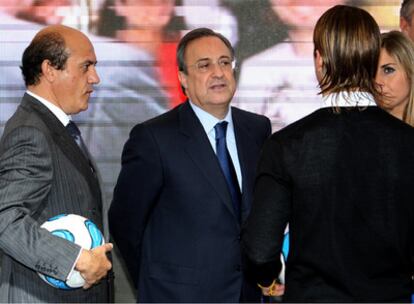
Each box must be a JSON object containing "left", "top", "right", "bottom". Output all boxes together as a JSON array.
[
  {"left": 321, "top": 91, "right": 376, "bottom": 108},
  {"left": 189, "top": 100, "right": 233, "bottom": 135},
  {"left": 26, "top": 90, "right": 71, "bottom": 126}
]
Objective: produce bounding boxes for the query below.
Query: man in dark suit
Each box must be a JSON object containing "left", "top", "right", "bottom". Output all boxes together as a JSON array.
[
  {"left": 109, "top": 27, "right": 271, "bottom": 302},
  {"left": 242, "top": 5, "right": 414, "bottom": 302},
  {"left": 0, "top": 25, "right": 113, "bottom": 302}
]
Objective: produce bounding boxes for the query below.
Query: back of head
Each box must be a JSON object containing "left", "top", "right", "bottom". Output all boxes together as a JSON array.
[
  {"left": 313, "top": 5, "right": 380, "bottom": 96},
  {"left": 401, "top": 0, "right": 414, "bottom": 23},
  {"left": 21, "top": 29, "right": 68, "bottom": 87},
  {"left": 20, "top": 25, "right": 91, "bottom": 87}
]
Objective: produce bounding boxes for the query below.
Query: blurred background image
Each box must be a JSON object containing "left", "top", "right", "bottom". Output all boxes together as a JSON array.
[{"left": 0, "top": 0, "right": 401, "bottom": 301}]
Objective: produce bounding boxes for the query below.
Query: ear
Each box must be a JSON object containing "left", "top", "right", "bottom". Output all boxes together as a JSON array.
[
  {"left": 178, "top": 70, "right": 188, "bottom": 90},
  {"left": 41, "top": 59, "right": 56, "bottom": 83},
  {"left": 401, "top": 16, "right": 410, "bottom": 35},
  {"left": 314, "top": 49, "right": 323, "bottom": 72}
]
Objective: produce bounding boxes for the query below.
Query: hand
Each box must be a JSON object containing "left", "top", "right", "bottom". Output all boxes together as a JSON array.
[
  {"left": 258, "top": 279, "right": 285, "bottom": 297},
  {"left": 75, "top": 243, "right": 113, "bottom": 289}
]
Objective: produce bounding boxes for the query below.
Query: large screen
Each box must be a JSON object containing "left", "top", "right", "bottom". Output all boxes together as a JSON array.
[{"left": 0, "top": 0, "right": 401, "bottom": 301}]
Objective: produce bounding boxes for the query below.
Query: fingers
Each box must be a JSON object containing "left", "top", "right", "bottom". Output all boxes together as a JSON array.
[
  {"left": 103, "top": 242, "right": 113, "bottom": 252},
  {"left": 77, "top": 243, "right": 113, "bottom": 289},
  {"left": 258, "top": 280, "right": 285, "bottom": 297},
  {"left": 268, "top": 283, "right": 285, "bottom": 296}
]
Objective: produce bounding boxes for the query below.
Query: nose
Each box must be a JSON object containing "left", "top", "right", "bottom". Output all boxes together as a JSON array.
[
  {"left": 211, "top": 62, "right": 225, "bottom": 77},
  {"left": 89, "top": 66, "right": 100, "bottom": 85},
  {"left": 375, "top": 78, "right": 385, "bottom": 91}
]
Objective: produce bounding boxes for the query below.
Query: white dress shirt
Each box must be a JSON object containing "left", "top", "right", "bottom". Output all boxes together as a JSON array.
[
  {"left": 321, "top": 91, "right": 376, "bottom": 108},
  {"left": 26, "top": 90, "right": 82, "bottom": 280},
  {"left": 189, "top": 101, "right": 242, "bottom": 191},
  {"left": 26, "top": 90, "right": 71, "bottom": 126}
]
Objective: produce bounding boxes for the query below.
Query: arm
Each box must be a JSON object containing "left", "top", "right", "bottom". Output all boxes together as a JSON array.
[
  {"left": 241, "top": 137, "right": 291, "bottom": 288},
  {"left": 0, "top": 126, "right": 82, "bottom": 281},
  {"left": 109, "top": 123, "right": 163, "bottom": 286}
]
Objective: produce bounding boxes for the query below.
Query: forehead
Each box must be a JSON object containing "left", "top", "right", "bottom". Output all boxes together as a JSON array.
[
  {"left": 185, "top": 36, "right": 231, "bottom": 62},
  {"left": 65, "top": 32, "right": 96, "bottom": 62},
  {"left": 379, "top": 48, "right": 397, "bottom": 62}
]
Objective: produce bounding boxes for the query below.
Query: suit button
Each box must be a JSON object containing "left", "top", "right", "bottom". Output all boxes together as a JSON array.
[
  {"left": 235, "top": 265, "right": 241, "bottom": 271},
  {"left": 237, "top": 235, "right": 241, "bottom": 241}
]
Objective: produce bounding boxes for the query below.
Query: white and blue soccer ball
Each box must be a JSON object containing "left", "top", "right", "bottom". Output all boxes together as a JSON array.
[
  {"left": 278, "top": 226, "right": 290, "bottom": 284},
  {"left": 38, "top": 213, "right": 105, "bottom": 290}
]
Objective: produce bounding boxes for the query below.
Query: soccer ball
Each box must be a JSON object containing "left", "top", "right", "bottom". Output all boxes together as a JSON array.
[
  {"left": 38, "top": 214, "right": 105, "bottom": 289},
  {"left": 278, "top": 226, "right": 290, "bottom": 284}
]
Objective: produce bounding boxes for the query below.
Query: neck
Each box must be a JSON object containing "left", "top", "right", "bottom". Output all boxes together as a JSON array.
[
  {"left": 288, "top": 30, "right": 314, "bottom": 57},
  {"left": 117, "top": 29, "right": 162, "bottom": 57},
  {"left": 389, "top": 105, "right": 405, "bottom": 121},
  {"left": 27, "top": 84, "right": 63, "bottom": 111}
]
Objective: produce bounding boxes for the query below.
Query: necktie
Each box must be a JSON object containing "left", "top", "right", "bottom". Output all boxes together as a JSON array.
[
  {"left": 66, "top": 120, "right": 92, "bottom": 164},
  {"left": 214, "top": 121, "right": 242, "bottom": 221}
]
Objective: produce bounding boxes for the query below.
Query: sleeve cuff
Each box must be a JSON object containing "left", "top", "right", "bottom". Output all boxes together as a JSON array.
[{"left": 66, "top": 247, "right": 83, "bottom": 280}]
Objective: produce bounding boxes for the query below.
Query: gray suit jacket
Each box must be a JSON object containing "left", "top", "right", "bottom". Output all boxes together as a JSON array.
[{"left": 0, "top": 93, "right": 110, "bottom": 302}]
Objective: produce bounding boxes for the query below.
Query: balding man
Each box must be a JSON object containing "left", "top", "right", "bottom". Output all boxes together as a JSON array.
[{"left": 0, "top": 25, "right": 113, "bottom": 302}]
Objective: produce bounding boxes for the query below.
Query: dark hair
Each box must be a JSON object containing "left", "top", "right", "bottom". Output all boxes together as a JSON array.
[
  {"left": 20, "top": 31, "right": 69, "bottom": 86},
  {"left": 96, "top": 0, "right": 184, "bottom": 42},
  {"left": 401, "top": 0, "right": 414, "bottom": 23},
  {"left": 177, "top": 27, "right": 235, "bottom": 74},
  {"left": 313, "top": 5, "right": 380, "bottom": 96}
]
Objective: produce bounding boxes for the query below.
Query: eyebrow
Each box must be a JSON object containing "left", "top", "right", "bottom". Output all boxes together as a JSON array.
[
  {"left": 196, "top": 55, "right": 232, "bottom": 62},
  {"left": 380, "top": 62, "right": 397, "bottom": 68},
  {"left": 81, "top": 60, "right": 98, "bottom": 66}
]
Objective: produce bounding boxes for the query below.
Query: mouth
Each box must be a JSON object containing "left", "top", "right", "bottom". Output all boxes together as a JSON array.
[{"left": 209, "top": 83, "right": 227, "bottom": 91}]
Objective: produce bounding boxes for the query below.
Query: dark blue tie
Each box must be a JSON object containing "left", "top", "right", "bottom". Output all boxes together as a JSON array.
[
  {"left": 66, "top": 120, "right": 93, "bottom": 166},
  {"left": 214, "top": 121, "right": 241, "bottom": 221}
]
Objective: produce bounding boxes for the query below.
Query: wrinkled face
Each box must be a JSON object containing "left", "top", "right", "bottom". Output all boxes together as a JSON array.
[
  {"left": 375, "top": 48, "right": 410, "bottom": 118},
  {"left": 178, "top": 36, "right": 236, "bottom": 117},
  {"left": 52, "top": 34, "right": 100, "bottom": 115}
]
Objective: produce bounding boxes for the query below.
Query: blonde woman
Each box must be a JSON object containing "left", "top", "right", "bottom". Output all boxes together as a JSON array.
[{"left": 376, "top": 30, "right": 414, "bottom": 126}]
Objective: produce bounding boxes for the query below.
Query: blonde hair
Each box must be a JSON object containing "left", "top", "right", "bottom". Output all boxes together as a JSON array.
[{"left": 380, "top": 31, "right": 414, "bottom": 127}]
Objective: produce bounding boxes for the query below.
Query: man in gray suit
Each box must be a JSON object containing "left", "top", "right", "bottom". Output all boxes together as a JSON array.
[{"left": 0, "top": 24, "right": 113, "bottom": 302}]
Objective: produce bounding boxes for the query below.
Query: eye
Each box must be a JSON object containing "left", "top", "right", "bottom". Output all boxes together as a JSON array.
[
  {"left": 196, "top": 61, "right": 210, "bottom": 72},
  {"left": 82, "top": 64, "right": 90, "bottom": 72},
  {"left": 219, "top": 59, "right": 231, "bottom": 67},
  {"left": 383, "top": 66, "right": 395, "bottom": 75}
]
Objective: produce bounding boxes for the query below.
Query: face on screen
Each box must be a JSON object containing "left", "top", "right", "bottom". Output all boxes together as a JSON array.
[
  {"left": 272, "top": 0, "right": 344, "bottom": 28},
  {"left": 375, "top": 48, "right": 410, "bottom": 119},
  {"left": 52, "top": 32, "right": 100, "bottom": 115},
  {"left": 115, "top": 0, "right": 174, "bottom": 29},
  {"left": 178, "top": 36, "right": 236, "bottom": 118}
]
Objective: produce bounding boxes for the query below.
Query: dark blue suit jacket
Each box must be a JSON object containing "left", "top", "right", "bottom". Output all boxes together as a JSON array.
[{"left": 109, "top": 101, "right": 271, "bottom": 302}]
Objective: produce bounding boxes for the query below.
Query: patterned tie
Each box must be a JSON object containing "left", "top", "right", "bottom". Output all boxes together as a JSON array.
[
  {"left": 66, "top": 120, "right": 92, "bottom": 164},
  {"left": 214, "top": 121, "right": 242, "bottom": 222}
]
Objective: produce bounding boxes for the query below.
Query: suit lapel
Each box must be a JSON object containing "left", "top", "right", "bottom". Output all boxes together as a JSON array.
[
  {"left": 21, "top": 94, "right": 101, "bottom": 201},
  {"left": 178, "top": 102, "right": 239, "bottom": 225},
  {"left": 232, "top": 109, "right": 256, "bottom": 223}
]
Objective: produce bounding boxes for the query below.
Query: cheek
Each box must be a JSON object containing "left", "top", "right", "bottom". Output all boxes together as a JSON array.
[{"left": 400, "top": 77, "right": 411, "bottom": 97}]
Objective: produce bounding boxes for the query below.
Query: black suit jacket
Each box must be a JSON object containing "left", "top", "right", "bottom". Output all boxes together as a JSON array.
[
  {"left": 109, "top": 101, "right": 271, "bottom": 302},
  {"left": 242, "top": 106, "right": 414, "bottom": 302}
]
